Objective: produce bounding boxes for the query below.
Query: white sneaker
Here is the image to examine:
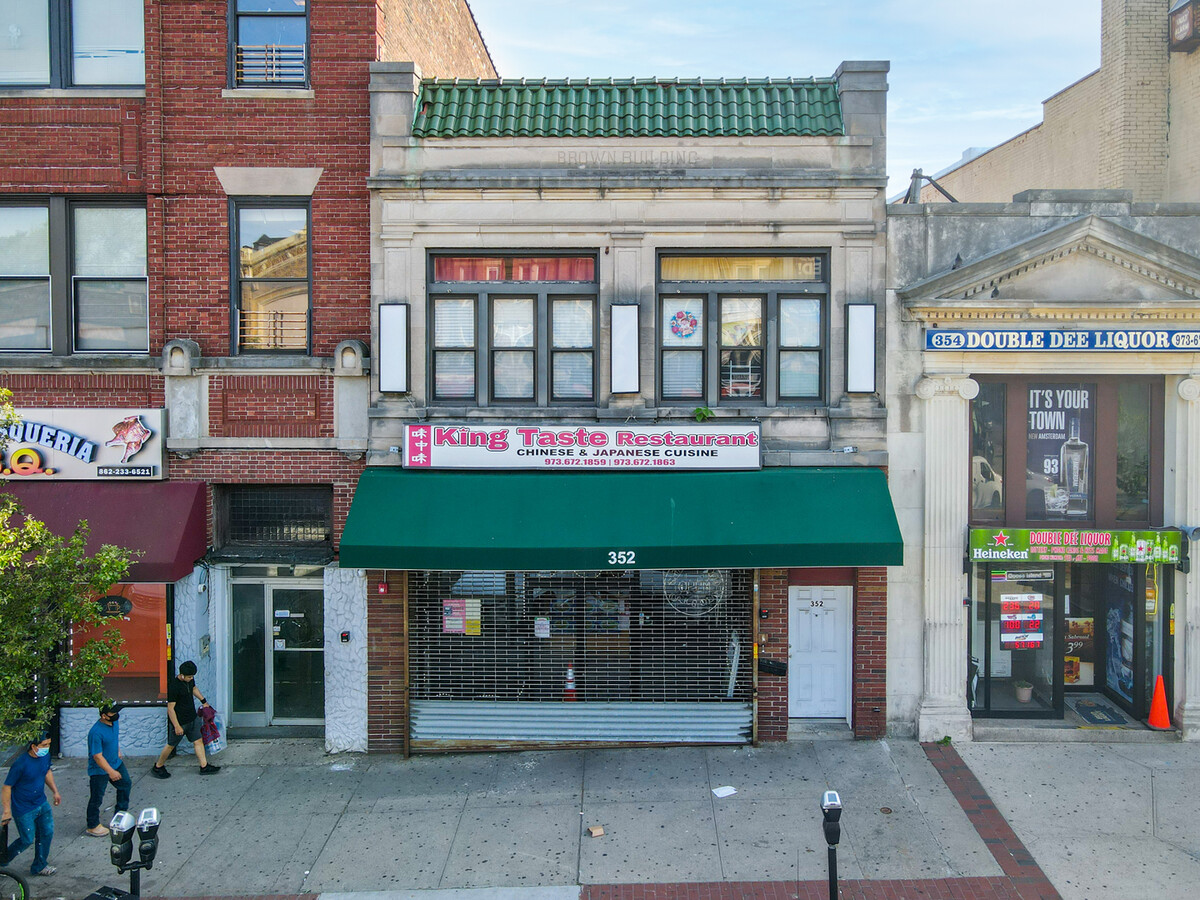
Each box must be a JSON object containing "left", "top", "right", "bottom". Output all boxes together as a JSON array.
[{"left": 33, "top": 865, "right": 57, "bottom": 876}]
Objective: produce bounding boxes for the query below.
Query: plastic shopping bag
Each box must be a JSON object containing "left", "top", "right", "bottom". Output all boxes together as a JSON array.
[{"left": 204, "top": 714, "right": 225, "bottom": 755}]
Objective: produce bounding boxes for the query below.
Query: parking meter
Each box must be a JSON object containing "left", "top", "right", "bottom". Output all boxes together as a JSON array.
[
  {"left": 820, "top": 790, "right": 842, "bottom": 900},
  {"left": 105, "top": 807, "right": 162, "bottom": 897},
  {"left": 109, "top": 812, "right": 136, "bottom": 869},
  {"left": 136, "top": 808, "right": 160, "bottom": 868},
  {"left": 821, "top": 790, "right": 842, "bottom": 845}
]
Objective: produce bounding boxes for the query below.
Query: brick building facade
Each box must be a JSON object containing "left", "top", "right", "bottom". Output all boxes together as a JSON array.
[
  {"left": 917, "top": 0, "right": 1198, "bottom": 203},
  {"left": 0, "top": 0, "right": 492, "bottom": 755}
]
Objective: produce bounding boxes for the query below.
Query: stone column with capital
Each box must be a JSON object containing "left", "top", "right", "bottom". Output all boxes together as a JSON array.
[
  {"left": 1177, "top": 378, "right": 1200, "bottom": 739},
  {"left": 915, "top": 375, "right": 978, "bottom": 742}
]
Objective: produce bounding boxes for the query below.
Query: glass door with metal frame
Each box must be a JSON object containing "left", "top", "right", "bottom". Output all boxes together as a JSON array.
[
  {"left": 230, "top": 580, "right": 325, "bottom": 726},
  {"left": 968, "top": 563, "right": 1064, "bottom": 717}
]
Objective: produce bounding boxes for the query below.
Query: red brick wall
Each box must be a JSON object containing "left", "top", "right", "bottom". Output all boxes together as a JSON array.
[
  {"left": 789, "top": 567, "right": 855, "bottom": 586},
  {"left": 377, "top": 0, "right": 496, "bottom": 79},
  {"left": 3, "top": 374, "right": 163, "bottom": 408},
  {"left": 168, "top": 450, "right": 363, "bottom": 548},
  {"left": 0, "top": 99, "right": 146, "bottom": 191},
  {"left": 757, "top": 565, "right": 889, "bottom": 741},
  {"left": 367, "top": 570, "right": 407, "bottom": 753},
  {"left": 853, "top": 567, "right": 888, "bottom": 738},
  {"left": 154, "top": 0, "right": 376, "bottom": 358},
  {"left": 209, "top": 375, "right": 334, "bottom": 438},
  {"left": 1, "top": 1, "right": 496, "bottom": 358},
  {"left": 757, "top": 568, "right": 789, "bottom": 742}
]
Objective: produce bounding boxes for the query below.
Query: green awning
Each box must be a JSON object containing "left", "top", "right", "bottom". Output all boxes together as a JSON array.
[{"left": 340, "top": 467, "right": 902, "bottom": 571}]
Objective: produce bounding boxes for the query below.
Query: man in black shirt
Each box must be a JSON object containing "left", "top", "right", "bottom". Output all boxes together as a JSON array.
[{"left": 151, "top": 660, "right": 220, "bottom": 777}]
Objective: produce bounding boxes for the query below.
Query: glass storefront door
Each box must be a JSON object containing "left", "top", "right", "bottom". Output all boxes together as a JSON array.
[
  {"left": 230, "top": 580, "right": 325, "bottom": 726},
  {"left": 970, "top": 557, "right": 1174, "bottom": 721},
  {"left": 969, "top": 564, "right": 1062, "bottom": 716}
]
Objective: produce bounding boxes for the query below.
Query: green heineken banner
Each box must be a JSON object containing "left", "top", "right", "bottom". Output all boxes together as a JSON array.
[{"left": 969, "top": 528, "right": 1183, "bottom": 565}]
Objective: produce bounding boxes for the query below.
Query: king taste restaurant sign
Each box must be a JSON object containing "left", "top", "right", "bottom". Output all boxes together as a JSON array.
[{"left": 404, "top": 424, "right": 761, "bottom": 470}]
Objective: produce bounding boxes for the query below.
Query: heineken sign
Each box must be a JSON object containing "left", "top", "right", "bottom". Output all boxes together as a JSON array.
[{"left": 969, "top": 528, "right": 1183, "bottom": 565}]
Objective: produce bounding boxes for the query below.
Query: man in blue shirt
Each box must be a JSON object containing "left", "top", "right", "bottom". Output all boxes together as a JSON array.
[
  {"left": 85, "top": 704, "right": 130, "bottom": 837},
  {"left": 1, "top": 734, "right": 62, "bottom": 877}
]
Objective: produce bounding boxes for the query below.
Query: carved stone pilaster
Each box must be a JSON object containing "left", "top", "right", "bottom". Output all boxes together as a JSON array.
[
  {"left": 916, "top": 375, "right": 978, "bottom": 742},
  {"left": 1177, "top": 378, "right": 1200, "bottom": 739}
]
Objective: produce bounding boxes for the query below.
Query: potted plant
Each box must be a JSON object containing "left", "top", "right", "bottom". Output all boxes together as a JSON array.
[{"left": 1014, "top": 680, "right": 1033, "bottom": 703}]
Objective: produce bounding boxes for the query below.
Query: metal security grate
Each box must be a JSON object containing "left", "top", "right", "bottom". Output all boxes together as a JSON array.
[
  {"left": 222, "top": 485, "right": 332, "bottom": 545},
  {"left": 408, "top": 570, "right": 753, "bottom": 707}
]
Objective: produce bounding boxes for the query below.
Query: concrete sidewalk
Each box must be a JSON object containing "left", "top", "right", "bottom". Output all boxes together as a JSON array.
[
  {"left": 23, "top": 738, "right": 1000, "bottom": 899},
  {"left": 17, "top": 736, "right": 1200, "bottom": 900}
]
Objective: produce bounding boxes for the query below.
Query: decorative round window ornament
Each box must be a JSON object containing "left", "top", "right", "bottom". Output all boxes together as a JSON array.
[{"left": 670, "top": 310, "right": 698, "bottom": 339}]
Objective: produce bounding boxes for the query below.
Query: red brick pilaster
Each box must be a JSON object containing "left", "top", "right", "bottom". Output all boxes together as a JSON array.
[
  {"left": 755, "top": 568, "right": 789, "bottom": 742},
  {"left": 853, "top": 566, "right": 888, "bottom": 738},
  {"left": 366, "top": 570, "right": 407, "bottom": 753}
]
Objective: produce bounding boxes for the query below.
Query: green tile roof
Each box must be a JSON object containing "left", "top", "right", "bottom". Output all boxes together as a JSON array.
[{"left": 412, "top": 77, "right": 843, "bottom": 138}]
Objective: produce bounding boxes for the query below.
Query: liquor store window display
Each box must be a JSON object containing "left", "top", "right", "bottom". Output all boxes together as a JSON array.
[
  {"left": 966, "top": 374, "right": 1171, "bottom": 721},
  {"left": 969, "top": 376, "right": 1162, "bottom": 527},
  {"left": 968, "top": 530, "right": 1178, "bottom": 721}
]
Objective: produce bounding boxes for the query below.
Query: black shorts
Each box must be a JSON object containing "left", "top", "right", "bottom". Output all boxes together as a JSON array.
[{"left": 167, "top": 717, "right": 202, "bottom": 746}]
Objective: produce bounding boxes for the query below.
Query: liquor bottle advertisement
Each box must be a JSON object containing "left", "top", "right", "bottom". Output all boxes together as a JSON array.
[{"left": 1025, "top": 383, "right": 1094, "bottom": 520}]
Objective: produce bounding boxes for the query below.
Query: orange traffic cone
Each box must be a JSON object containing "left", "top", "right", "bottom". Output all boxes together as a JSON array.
[
  {"left": 564, "top": 662, "right": 577, "bottom": 701},
  {"left": 1148, "top": 674, "right": 1171, "bottom": 730}
]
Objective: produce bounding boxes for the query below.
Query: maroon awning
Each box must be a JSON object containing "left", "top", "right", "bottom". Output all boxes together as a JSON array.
[{"left": 5, "top": 481, "right": 207, "bottom": 583}]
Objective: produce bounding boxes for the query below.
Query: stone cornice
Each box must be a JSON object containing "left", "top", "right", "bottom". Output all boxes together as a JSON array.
[{"left": 900, "top": 215, "right": 1200, "bottom": 324}]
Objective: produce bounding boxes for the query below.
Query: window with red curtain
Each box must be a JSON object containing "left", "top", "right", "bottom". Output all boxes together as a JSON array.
[
  {"left": 71, "top": 583, "right": 168, "bottom": 703},
  {"left": 434, "top": 256, "right": 595, "bottom": 282}
]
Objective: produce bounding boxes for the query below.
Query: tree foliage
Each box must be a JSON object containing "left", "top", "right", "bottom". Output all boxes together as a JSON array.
[{"left": 0, "top": 389, "right": 133, "bottom": 745}]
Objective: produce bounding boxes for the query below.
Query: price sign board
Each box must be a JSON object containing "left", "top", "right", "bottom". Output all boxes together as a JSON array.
[{"left": 999, "top": 593, "right": 1044, "bottom": 648}]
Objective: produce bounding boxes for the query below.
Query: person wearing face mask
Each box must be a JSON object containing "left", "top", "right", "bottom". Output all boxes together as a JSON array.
[
  {"left": 0, "top": 734, "right": 62, "bottom": 877},
  {"left": 84, "top": 704, "right": 130, "bottom": 837},
  {"left": 151, "top": 660, "right": 220, "bottom": 777}
]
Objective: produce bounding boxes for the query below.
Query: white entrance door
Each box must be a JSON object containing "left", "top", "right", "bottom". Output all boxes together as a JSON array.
[{"left": 788, "top": 586, "right": 851, "bottom": 718}]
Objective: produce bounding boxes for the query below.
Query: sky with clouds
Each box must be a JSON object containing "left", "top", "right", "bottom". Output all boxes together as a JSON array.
[{"left": 466, "top": 0, "right": 1101, "bottom": 194}]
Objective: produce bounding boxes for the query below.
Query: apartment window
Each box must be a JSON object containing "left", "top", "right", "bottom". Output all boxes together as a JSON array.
[
  {"left": 233, "top": 201, "right": 310, "bottom": 353},
  {"left": 230, "top": 0, "right": 307, "bottom": 87},
  {"left": 430, "top": 255, "right": 598, "bottom": 404},
  {"left": 0, "top": 199, "right": 147, "bottom": 354},
  {"left": 658, "top": 254, "right": 826, "bottom": 404},
  {"left": 0, "top": 0, "right": 145, "bottom": 87}
]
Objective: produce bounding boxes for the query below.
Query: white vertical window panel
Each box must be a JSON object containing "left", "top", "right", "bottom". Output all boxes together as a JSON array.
[
  {"left": 610, "top": 304, "right": 640, "bottom": 394},
  {"left": 845, "top": 304, "right": 876, "bottom": 394},
  {"left": 434, "top": 297, "right": 474, "bottom": 347},
  {"left": 379, "top": 303, "right": 409, "bottom": 393},
  {"left": 552, "top": 298, "right": 593, "bottom": 348}
]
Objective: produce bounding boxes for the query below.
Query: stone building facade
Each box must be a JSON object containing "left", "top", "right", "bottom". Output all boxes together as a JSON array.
[
  {"left": 345, "top": 62, "right": 903, "bottom": 752},
  {"left": 888, "top": 191, "right": 1200, "bottom": 741}
]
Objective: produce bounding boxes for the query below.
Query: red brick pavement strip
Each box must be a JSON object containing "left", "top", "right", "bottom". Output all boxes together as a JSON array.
[
  {"left": 582, "top": 878, "right": 1027, "bottom": 899},
  {"left": 920, "top": 743, "right": 1061, "bottom": 900}
]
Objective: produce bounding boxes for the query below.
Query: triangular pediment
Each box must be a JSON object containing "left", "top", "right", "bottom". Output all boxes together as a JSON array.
[{"left": 900, "top": 216, "right": 1200, "bottom": 325}]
